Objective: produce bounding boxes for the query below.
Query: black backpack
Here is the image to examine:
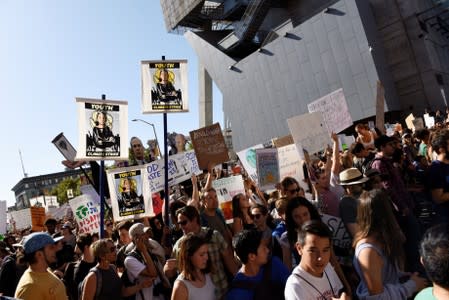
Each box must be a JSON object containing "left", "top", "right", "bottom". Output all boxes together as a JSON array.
[{"left": 229, "top": 258, "right": 285, "bottom": 300}]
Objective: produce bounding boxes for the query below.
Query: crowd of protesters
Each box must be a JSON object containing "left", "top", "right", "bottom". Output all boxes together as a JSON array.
[{"left": 1, "top": 119, "right": 449, "bottom": 300}]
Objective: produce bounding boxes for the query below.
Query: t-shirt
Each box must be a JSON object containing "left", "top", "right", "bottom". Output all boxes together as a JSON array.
[
  {"left": 339, "top": 195, "right": 358, "bottom": 232},
  {"left": 427, "top": 160, "right": 449, "bottom": 224},
  {"left": 414, "top": 287, "right": 438, "bottom": 300},
  {"left": 284, "top": 264, "right": 343, "bottom": 300},
  {"left": 15, "top": 268, "right": 67, "bottom": 300},
  {"left": 226, "top": 256, "right": 289, "bottom": 300},
  {"left": 124, "top": 254, "right": 163, "bottom": 300}
]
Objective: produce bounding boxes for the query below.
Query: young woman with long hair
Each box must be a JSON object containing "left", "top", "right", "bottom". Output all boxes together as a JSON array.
[
  {"left": 353, "top": 189, "right": 428, "bottom": 299},
  {"left": 231, "top": 193, "right": 255, "bottom": 235}
]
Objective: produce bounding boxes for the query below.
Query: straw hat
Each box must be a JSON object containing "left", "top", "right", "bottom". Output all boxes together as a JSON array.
[{"left": 339, "top": 168, "right": 369, "bottom": 185}]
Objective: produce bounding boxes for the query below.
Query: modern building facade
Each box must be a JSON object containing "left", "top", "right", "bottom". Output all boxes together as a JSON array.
[
  {"left": 161, "top": 0, "right": 449, "bottom": 151},
  {"left": 11, "top": 168, "right": 89, "bottom": 210}
]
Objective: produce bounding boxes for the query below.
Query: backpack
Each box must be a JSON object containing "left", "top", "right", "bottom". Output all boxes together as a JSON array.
[
  {"left": 121, "top": 251, "right": 145, "bottom": 300},
  {"left": 229, "top": 258, "right": 285, "bottom": 300},
  {"left": 78, "top": 267, "right": 102, "bottom": 300}
]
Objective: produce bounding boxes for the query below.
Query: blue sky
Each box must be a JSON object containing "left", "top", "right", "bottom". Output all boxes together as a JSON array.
[{"left": 0, "top": 1, "right": 223, "bottom": 207}]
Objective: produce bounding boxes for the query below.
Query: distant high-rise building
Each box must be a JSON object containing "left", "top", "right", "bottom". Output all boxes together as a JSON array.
[{"left": 161, "top": 0, "right": 449, "bottom": 150}]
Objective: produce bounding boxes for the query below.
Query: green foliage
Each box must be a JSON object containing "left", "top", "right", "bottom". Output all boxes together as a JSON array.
[{"left": 51, "top": 177, "right": 81, "bottom": 205}]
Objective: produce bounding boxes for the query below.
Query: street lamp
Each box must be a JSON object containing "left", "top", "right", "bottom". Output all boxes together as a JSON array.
[{"left": 131, "top": 119, "right": 162, "bottom": 159}]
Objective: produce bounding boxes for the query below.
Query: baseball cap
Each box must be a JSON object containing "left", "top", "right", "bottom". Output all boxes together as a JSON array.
[
  {"left": 128, "top": 223, "right": 148, "bottom": 240},
  {"left": 23, "top": 232, "right": 64, "bottom": 254}
]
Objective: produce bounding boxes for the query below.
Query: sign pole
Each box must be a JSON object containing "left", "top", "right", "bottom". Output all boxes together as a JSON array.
[
  {"left": 99, "top": 94, "right": 106, "bottom": 238},
  {"left": 162, "top": 56, "right": 170, "bottom": 227}
]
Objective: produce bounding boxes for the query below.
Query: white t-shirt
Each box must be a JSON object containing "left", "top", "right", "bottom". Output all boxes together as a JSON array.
[
  {"left": 124, "top": 254, "right": 164, "bottom": 300},
  {"left": 285, "top": 263, "right": 343, "bottom": 300}
]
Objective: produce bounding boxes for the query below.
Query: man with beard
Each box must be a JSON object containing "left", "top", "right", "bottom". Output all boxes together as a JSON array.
[
  {"left": 15, "top": 233, "right": 66, "bottom": 300},
  {"left": 428, "top": 129, "right": 449, "bottom": 225}
]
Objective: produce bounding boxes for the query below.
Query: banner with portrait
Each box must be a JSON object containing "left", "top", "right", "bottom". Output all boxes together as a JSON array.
[
  {"left": 75, "top": 98, "right": 128, "bottom": 161},
  {"left": 141, "top": 60, "right": 189, "bottom": 113},
  {"left": 107, "top": 166, "right": 153, "bottom": 222},
  {"left": 69, "top": 194, "right": 101, "bottom": 234}
]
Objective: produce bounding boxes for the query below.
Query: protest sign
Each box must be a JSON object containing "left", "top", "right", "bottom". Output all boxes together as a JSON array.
[
  {"left": 405, "top": 113, "right": 415, "bottom": 130},
  {"left": 107, "top": 166, "right": 153, "bottom": 222},
  {"left": 0, "top": 201, "right": 6, "bottom": 234},
  {"left": 212, "top": 175, "right": 245, "bottom": 224},
  {"left": 256, "top": 148, "right": 280, "bottom": 190},
  {"left": 338, "top": 135, "right": 355, "bottom": 151},
  {"left": 375, "top": 81, "right": 385, "bottom": 134},
  {"left": 69, "top": 194, "right": 101, "bottom": 234},
  {"left": 424, "top": 113, "right": 435, "bottom": 128},
  {"left": 76, "top": 98, "right": 128, "bottom": 161},
  {"left": 52, "top": 132, "right": 77, "bottom": 161},
  {"left": 321, "top": 214, "right": 352, "bottom": 251},
  {"left": 30, "top": 207, "right": 46, "bottom": 232},
  {"left": 9, "top": 209, "right": 32, "bottom": 231},
  {"left": 141, "top": 60, "right": 189, "bottom": 113},
  {"left": 142, "top": 150, "right": 201, "bottom": 193},
  {"left": 190, "top": 123, "right": 229, "bottom": 170},
  {"left": 307, "top": 88, "right": 353, "bottom": 133},
  {"left": 272, "top": 135, "right": 294, "bottom": 148},
  {"left": 277, "top": 144, "right": 307, "bottom": 191},
  {"left": 236, "top": 144, "right": 264, "bottom": 183},
  {"left": 287, "top": 112, "right": 330, "bottom": 155},
  {"left": 412, "top": 117, "right": 424, "bottom": 130}
]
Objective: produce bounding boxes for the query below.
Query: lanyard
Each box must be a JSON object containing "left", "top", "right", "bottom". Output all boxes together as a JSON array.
[{"left": 294, "top": 270, "right": 334, "bottom": 300}]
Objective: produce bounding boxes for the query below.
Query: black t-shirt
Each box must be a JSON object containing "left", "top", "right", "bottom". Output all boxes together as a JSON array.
[{"left": 74, "top": 260, "right": 97, "bottom": 286}]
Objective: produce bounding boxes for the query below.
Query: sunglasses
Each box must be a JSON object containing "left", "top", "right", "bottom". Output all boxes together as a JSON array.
[
  {"left": 287, "top": 188, "right": 301, "bottom": 193},
  {"left": 250, "top": 213, "right": 264, "bottom": 220},
  {"left": 177, "top": 220, "right": 189, "bottom": 226}
]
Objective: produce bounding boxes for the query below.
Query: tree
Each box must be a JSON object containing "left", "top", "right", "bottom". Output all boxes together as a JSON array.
[{"left": 51, "top": 177, "right": 81, "bottom": 205}]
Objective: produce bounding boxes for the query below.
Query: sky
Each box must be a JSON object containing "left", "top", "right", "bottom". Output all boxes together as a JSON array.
[{"left": 0, "top": 1, "right": 223, "bottom": 207}]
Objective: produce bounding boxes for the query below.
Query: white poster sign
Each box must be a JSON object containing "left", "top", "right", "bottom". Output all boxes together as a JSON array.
[
  {"left": 424, "top": 113, "right": 435, "bottom": 128},
  {"left": 143, "top": 150, "right": 202, "bottom": 193},
  {"left": 107, "top": 166, "right": 152, "bottom": 222},
  {"left": 0, "top": 201, "right": 6, "bottom": 234},
  {"left": 307, "top": 88, "right": 353, "bottom": 133},
  {"left": 9, "top": 208, "right": 32, "bottom": 231},
  {"left": 212, "top": 175, "right": 245, "bottom": 224},
  {"left": 277, "top": 144, "right": 307, "bottom": 191},
  {"left": 69, "top": 194, "right": 101, "bottom": 234},
  {"left": 75, "top": 98, "right": 128, "bottom": 161},
  {"left": 236, "top": 144, "right": 264, "bottom": 183},
  {"left": 287, "top": 112, "right": 330, "bottom": 155},
  {"left": 141, "top": 60, "right": 189, "bottom": 113}
]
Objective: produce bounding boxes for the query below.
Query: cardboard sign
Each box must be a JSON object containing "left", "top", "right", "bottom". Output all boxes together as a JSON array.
[
  {"left": 75, "top": 98, "right": 129, "bottom": 161},
  {"left": 287, "top": 112, "right": 330, "bottom": 155},
  {"left": 307, "top": 88, "right": 353, "bottom": 133},
  {"left": 405, "top": 113, "right": 415, "bottom": 130},
  {"left": 107, "top": 166, "right": 153, "bottom": 222},
  {"left": 69, "top": 194, "right": 101, "bottom": 234},
  {"left": 52, "top": 132, "right": 77, "bottom": 161},
  {"left": 375, "top": 81, "right": 385, "bottom": 134},
  {"left": 272, "top": 135, "right": 294, "bottom": 148},
  {"left": 212, "top": 175, "right": 245, "bottom": 224},
  {"left": 190, "top": 123, "right": 229, "bottom": 170},
  {"left": 141, "top": 150, "right": 202, "bottom": 193},
  {"left": 256, "top": 148, "right": 280, "bottom": 190},
  {"left": 236, "top": 144, "right": 264, "bottom": 183},
  {"left": 30, "top": 207, "right": 46, "bottom": 232},
  {"left": 0, "top": 201, "right": 6, "bottom": 234},
  {"left": 141, "top": 60, "right": 189, "bottom": 113}
]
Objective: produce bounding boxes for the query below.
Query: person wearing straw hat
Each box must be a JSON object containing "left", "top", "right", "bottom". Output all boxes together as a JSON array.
[{"left": 338, "top": 168, "right": 369, "bottom": 238}]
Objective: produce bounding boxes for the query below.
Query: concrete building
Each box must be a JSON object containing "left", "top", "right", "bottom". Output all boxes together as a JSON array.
[
  {"left": 11, "top": 168, "right": 89, "bottom": 210},
  {"left": 161, "top": 0, "right": 449, "bottom": 151}
]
